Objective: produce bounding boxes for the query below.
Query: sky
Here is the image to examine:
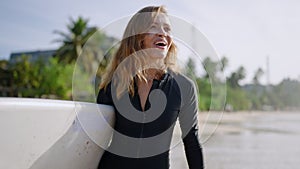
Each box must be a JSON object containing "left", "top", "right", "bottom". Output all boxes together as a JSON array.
[{"left": 1, "top": 0, "right": 300, "bottom": 84}]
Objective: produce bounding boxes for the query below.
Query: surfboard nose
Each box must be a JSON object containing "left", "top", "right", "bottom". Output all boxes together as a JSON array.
[{"left": 0, "top": 98, "right": 114, "bottom": 169}]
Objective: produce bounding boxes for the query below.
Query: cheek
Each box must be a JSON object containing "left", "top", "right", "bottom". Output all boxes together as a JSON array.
[{"left": 143, "top": 36, "right": 154, "bottom": 48}]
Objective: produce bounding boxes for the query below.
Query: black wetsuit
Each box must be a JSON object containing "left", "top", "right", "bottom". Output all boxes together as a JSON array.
[{"left": 97, "top": 71, "right": 204, "bottom": 169}]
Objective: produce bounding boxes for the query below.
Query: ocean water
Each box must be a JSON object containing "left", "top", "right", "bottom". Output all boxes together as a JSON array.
[{"left": 170, "top": 112, "right": 300, "bottom": 169}]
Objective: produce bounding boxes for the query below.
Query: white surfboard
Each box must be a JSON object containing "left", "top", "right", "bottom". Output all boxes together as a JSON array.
[{"left": 0, "top": 98, "right": 115, "bottom": 169}]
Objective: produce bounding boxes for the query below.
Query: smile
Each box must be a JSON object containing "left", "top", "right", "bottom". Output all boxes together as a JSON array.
[{"left": 154, "top": 41, "right": 167, "bottom": 49}]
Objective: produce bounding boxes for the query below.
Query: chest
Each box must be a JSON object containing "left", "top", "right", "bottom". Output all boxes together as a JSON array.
[{"left": 113, "top": 81, "right": 182, "bottom": 138}]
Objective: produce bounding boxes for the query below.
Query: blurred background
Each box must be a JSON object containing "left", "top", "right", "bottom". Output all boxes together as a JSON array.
[{"left": 1, "top": 0, "right": 300, "bottom": 168}]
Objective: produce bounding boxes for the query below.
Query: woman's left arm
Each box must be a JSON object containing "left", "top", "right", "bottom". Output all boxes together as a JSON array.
[{"left": 178, "top": 80, "right": 204, "bottom": 169}]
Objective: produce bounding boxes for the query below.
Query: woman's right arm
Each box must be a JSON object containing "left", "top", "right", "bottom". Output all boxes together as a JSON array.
[{"left": 97, "top": 83, "right": 113, "bottom": 106}]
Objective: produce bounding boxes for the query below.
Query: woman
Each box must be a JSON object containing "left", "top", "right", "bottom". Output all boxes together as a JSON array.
[{"left": 97, "top": 5, "right": 204, "bottom": 169}]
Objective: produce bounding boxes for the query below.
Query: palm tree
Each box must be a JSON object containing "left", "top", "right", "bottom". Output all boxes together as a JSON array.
[
  {"left": 203, "top": 57, "right": 218, "bottom": 81},
  {"left": 253, "top": 67, "right": 264, "bottom": 85},
  {"left": 228, "top": 66, "right": 246, "bottom": 88},
  {"left": 185, "top": 57, "right": 197, "bottom": 78},
  {"left": 54, "top": 16, "right": 97, "bottom": 64},
  {"left": 220, "top": 56, "right": 228, "bottom": 73}
]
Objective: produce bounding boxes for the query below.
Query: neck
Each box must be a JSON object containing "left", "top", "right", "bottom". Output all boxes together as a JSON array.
[{"left": 144, "top": 68, "right": 165, "bottom": 80}]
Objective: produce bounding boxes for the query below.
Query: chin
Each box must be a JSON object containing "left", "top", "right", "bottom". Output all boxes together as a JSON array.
[{"left": 150, "top": 50, "right": 167, "bottom": 59}]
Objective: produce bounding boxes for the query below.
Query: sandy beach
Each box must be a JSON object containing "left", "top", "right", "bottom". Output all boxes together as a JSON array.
[{"left": 170, "top": 111, "right": 300, "bottom": 169}]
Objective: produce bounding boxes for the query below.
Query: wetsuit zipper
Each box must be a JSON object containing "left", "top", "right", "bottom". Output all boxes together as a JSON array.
[
  {"left": 136, "top": 79, "right": 162, "bottom": 158},
  {"left": 137, "top": 111, "right": 145, "bottom": 158},
  {"left": 136, "top": 92, "right": 146, "bottom": 158}
]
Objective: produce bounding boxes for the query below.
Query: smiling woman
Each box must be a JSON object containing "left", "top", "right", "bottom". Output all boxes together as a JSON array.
[{"left": 96, "top": 5, "right": 204, "bottom": 169}]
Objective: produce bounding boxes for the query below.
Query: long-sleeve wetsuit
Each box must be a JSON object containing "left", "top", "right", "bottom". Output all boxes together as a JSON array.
[{"left": 97, "top": 71, "right": 204, "bottom": 169}]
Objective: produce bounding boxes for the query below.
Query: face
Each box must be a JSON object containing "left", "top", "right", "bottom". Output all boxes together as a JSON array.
[{"left": 142, "top": 13, "right": 172, "bottom": 60}]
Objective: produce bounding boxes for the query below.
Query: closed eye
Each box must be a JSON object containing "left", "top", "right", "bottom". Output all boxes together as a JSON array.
[
  {"left": 164, "top": 26, "right": 171, "bottom": 32},
  {"left": 149, "top": 24, "right": 157, "bottom": 29}
]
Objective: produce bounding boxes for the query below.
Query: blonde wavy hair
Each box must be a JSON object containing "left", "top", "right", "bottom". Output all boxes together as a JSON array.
[{"left": 99, "top": 5, "right": 178, "bottom": 97}]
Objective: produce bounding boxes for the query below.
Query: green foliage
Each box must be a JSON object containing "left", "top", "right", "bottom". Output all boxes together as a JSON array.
[
  {"left": 54, "top": 16, "right": 118, "bottom": 90},
  {"left": 220, "top": 57, "right": 228, "bottom": 72},
  {"left": 243, "top": 79, "right": 300, "bottom": 111},
  {"left": 0, "top": 60, "right": 9, "bottom": 69},
  {"left": 196, "top": 78, "right": 211, "bottom": 111},
  {"left": 246, "top": 88, "right": 264, "bottom": 110},
  {"left": 39, "top": 58, "right": 74, "bottom": 99},
  {"left": 185, "top": 57, "right": 227, "bottom": 111},
  {"left": 227, "top": 66, "right": 246, "bottom": 88},
  {"left": 253, "top": 67, "right": 264, "bottom": 85},
  {"left": 72, "top": 64, "right": 95, "bottom": 102},
  {"left": 3, "top": 16, "right": 118, "bottom": 101},
  {"left": 274, "top": 79, "right": 300, "bottom": 109},
  {"left": 202, "top": 57, "right": 219, "bottom": 81},
  {"left": 9, "top": 56, "right": 74, "bottom": 99},
  {"left": 185, "top": 57, "right": 197, "bottom": 79},
  {"left": 226, "top": 86, "right": 251, "bottom": 110}
]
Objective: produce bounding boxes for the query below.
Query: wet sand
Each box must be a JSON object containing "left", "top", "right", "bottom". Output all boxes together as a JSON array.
[{"left": 170, "top": 111, "right": 300, "bottom": 169}]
